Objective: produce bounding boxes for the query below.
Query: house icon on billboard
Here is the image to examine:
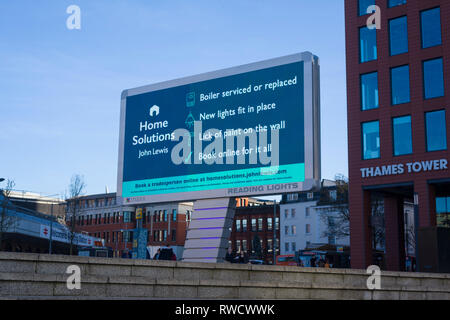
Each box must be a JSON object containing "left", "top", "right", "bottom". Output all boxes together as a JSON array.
[{"left": 149, "top": 105, "right": 160, "bottom": 117}]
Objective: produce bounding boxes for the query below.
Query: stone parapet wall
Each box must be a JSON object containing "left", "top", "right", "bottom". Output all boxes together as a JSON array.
[{"left": 0, "top": 252, "right": 449, "bottom": 299}]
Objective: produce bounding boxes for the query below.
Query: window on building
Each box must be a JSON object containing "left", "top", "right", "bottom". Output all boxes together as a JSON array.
[
  {"left": 393, "top": 115, "right": 413, "bottom": 156},
  {"left": 423, "top": 58, "right": 444, "bottom": 99},
  {"left": 242, "top": 219, "right": 247, "bottom": 232},
  {"left": 242, "top": 240, "right": 248, "bottom": 251},
  {"left": 391, "top": 65, "right": 410, "bottom": 105},
  {"left": 329, "top": 190, "right": 337, "bottom": 201},
  {"left": 251, "top": 219, "right": 257, "bottom": 232},
  {"left": 306, "top": 207, "right": 311, "bottom": 217},
  {"left": 359, "top": 0, "right": 375, "bottom": 16},
  {"left": 306, "top": 224, "right": 311, "bottom": 234},
  {"left": 328, "top": 236, "right": 336, "bottom": 245},
  {"left": 291, "top": 209, "right": 296, "bottom": 218},
  {"left": 171, "top": 230, "right": 176, "bottom": 242},
  {"left": 426, "top": 110, "right": 447, "bottom": 152},
  {"left": 153, "top": 230, "right": 157, "bottom": 242},
  {"left": 163, "top": 230, "right": 167, "bottom": 241},
  {"left": 389, "top": 16, "right": 408, "bottom": 56},
  {"left": 258, "top": 218, "right": 263, "bottom": 231},
  {"left": 284, "top": 209, "right": 288, "bottom": 218},
  {"left": 236, "top": 240, "right": 241, "bottom": 253},
  {"left": 421, "top": 7, "right": 442, "bottom": 49},
  {"left": 388, "top": 0, "right": 406, "bottom": 8},
  {"left": 292, "top": 242, "right": 296, "bottom": 252},
  {"left": 285, "top": 226, "right": 289, "bottom": 235},
  {"left": 285, "top": 242, "right": 290, "bottom": 252},
  {"left": 236, "top": 220, "right": 241, "bottom": 232},
  {"left": 267, "top": 218, "right": 273, "bottom": 231},
  {"left": 267, "top": 239, "right": 273, "bottom": 252},
  {"left": 360, "top": 26, "right": 377, "bottom": 63},
  {"left": 287, "top": 193, "right": 298, "bottom": 201},
  {"left": 435, "top": 197, "right": 450, "bottom": 228},
  {"left": 291, "top": 225, "right": 297, "bottom": 235},
  {"left": 159, "top": 210, "right": 163, "bottom": 222},
  {"left": 164, "top": 210, "right": 168, "bottom": 222},
  {"left": 172, "top": 209, "right": 177, "bottom": 221},
  {"left": 362, "top": 120, "right": 380, "bottom": 159},
  {"left": 361, "top": 72, "right": 379, "bottom": 110},
  {"left": 275, "top": 218, "right": 279, "bottom": 230}
]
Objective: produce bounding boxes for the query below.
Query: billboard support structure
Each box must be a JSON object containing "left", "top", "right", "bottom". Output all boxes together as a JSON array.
[{"left": 182, "top": 198, "right": 236, "bottom": 262}]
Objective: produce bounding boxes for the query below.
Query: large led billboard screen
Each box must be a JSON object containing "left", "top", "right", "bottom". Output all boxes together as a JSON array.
[{"left": 118, "top": 52, "right": 320, "bottom": 204}]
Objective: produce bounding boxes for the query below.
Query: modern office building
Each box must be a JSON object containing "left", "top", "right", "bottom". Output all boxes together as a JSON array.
[
  {"left": 346, "top": 0, "right": 450, "bottom": 271},
  {"left": 0, "top": 192, "right": 98, "bottom": 254},
  {"left": 8, "top": 191, "right": 66, "bottom": 222}
]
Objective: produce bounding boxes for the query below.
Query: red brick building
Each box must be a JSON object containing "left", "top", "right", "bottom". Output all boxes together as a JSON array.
[
  {"left": 229, "top": 199, "right": 280, "bottom": 264},
  {"left": 346, "top": 0, "right": 450, "bottom": 271},
  {"left": 66, "top": 193, "right": 193, "bottom": 258}
]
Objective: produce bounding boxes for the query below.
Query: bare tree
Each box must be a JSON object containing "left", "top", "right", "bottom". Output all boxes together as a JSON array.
[
  {"left": 65, "top": 174, "right": 86, "bottom": 255},
  {"left": 319, "top": 175, "right": 385, "bottom": 250},
  {"left": 0, "top": 179, "right": 16, "bottom": 251},
  {"left": 371, "top": 197, "right": 385, "bottom": 251},
  {"left": 318, "top": 175, "right": 350, "bottom": 241}
]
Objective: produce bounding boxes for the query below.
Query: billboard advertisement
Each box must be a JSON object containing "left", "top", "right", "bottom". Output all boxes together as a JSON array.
[{"left": 118, "top": 52, "right": 320, "bottom": 204}]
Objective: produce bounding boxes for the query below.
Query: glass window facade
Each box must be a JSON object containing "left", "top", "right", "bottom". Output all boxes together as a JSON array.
[
  {"left": 389, "top": 16, "right": 408, "bottom": 56},
  {"left": 391, "top": 65, "right": 410, "bottom": 105},
  {"left": 436, "top": 196, "right": 450, "bottom": 228},
  {"left": 423, "top": 58, "right": 444, "bottom": 99},
  {"left": 362, "top": 121, "right": 380, "bottom": 159},
  {"left": 388, "top": 0, "right": 406, "bottom": 7},
  {"left": 359, "top": 0, "right": 375, "bottom": 16},
  {"left": 251, "top": 219, "right": 256, "bottom": 232},
  {"left": 426, "top": 110, "right": 447, "bottom": 152},
  {"left": 242, "top": 219, "right": 247, "bottom": 232},
  {"left": 421, "top": 8, "right": 442, "bottom": 49},
  {"left": 393, "top": 116, "right": 413, "bottom": 156},
  {"left": 360, "top": 27, "right": 377, "bottom": 63},
  {"left": 361, "top": 72, "right": 379, "bottom": 110},
  {"left": 172, "top": 209, "right": 177, "bottom": 221}
]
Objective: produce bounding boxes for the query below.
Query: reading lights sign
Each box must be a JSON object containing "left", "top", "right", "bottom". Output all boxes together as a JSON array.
[{"left": 117, "top": 53, "right": 320, "bottom": 204}]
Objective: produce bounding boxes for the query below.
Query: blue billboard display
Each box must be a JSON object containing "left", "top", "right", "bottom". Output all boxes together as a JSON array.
[{"left": 118, "top": 53, "right": 320, "bottom": 204}]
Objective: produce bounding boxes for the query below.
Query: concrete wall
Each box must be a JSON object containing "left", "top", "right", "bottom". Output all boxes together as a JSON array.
[{"left": 0, "top": 252, "right": 449, "bottom": 300}]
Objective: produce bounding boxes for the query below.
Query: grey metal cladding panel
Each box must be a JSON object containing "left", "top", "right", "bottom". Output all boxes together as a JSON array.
[
  {"left": 193, "top": 198, "right": 234, "bottom": 210},
  {"left": 182, "top": 248, "right": 221, "bottom": 259},
  {"left": 187, "top": 218, "right": 233, "bottom": 229},
  {"left": 191, "top": 210, "right": 232, "bottom": 219},
  {"left": 184, "top": 238, "right": 229, "bottom": 249},
  {"left": 185, "top": 228, "right": 227, "bottom": 238}
]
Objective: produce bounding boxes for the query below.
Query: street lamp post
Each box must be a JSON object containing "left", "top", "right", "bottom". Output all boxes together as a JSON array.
[
  {"left": 44, "top": 194, "right": 60, "bottom": 255},
  {"left": 273, "top": 199, "right": 276, "bottom": 265}
]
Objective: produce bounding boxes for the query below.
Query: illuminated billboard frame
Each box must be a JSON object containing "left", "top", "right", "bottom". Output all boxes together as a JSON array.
[{"left": 117, "top": 52, "right": 320, "bottom": 205}]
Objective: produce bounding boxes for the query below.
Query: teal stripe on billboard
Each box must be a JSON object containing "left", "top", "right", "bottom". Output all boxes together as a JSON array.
[{"left": 123, "top": 163, "right": 304, "bottom": 197}]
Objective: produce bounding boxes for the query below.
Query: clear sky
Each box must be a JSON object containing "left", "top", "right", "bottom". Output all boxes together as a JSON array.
[{"left": 0, "top": 0, "right": 348, "bottom": 198}]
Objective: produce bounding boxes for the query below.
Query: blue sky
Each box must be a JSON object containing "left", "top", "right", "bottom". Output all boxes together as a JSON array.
[{"left": 0, "top": 0, "right": 347, "bottom": 197}]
